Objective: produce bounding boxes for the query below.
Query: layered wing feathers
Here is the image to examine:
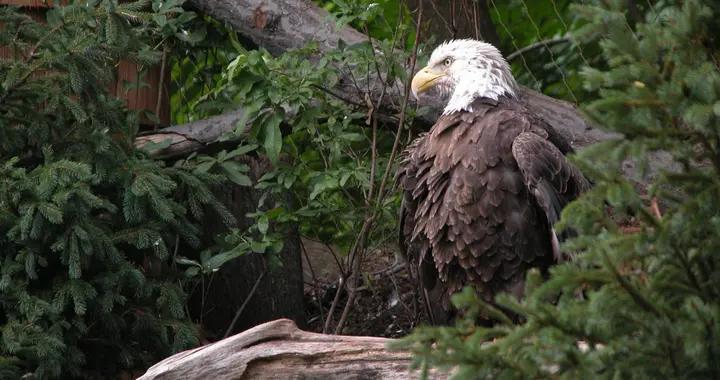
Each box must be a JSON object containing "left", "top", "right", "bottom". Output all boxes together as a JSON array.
[
  {"left": 512, "top": 132, "right": 590, "bottom": 225},
  {"left": 398, "top": 97, "right": 586, "bottom": 312}
]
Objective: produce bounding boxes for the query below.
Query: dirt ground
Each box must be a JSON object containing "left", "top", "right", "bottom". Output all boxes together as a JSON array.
[{"left": 300, "top": 238, "right": 429, "bottom": 337}]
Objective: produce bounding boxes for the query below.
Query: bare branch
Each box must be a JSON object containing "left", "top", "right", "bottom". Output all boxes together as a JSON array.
[
  {"left": 507, "top": 37, "right": 571, "bottom": 61},
  {"left": 224, "top": 271, "right": 265, "bottom": 338}
]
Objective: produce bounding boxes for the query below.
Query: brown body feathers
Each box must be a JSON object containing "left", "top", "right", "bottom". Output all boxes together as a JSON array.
[{"left": 398, "top": 97, "right": 589, "bottom": 322}]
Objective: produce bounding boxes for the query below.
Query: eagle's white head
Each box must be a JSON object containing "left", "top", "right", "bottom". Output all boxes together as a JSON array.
[{"left": 411, "top": 39, "right": 517, "bottom": 115}]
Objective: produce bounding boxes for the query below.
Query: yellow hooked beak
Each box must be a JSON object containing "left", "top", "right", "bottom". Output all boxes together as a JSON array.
[{"left": 411, "top": 67, "right": 446, "bottom": 98}]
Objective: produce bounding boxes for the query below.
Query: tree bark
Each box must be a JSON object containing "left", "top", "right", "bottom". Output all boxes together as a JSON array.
[
  {"left": 135, "top": 110, "right": 248, "bottom": 158},
  {"left": 186, "top": 0, "right": 366, "bottom": 56},
  {"left": 138, "top": 319, "right": 447, "bottom": 380},
  {"left": 189, "top": 157, "right": 307, "bottom": 339}
]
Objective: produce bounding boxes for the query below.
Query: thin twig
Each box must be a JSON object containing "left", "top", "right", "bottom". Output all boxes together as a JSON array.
[
  {"left": 365, "top": 59, "right": 388, "bottom": 204},
  {"left": 333, "top": 1, "right": 425, "bottom": 335},
  {"left": 153, "top": 48, "right": 167, "bottom": 130},
  {"left": 472, "top": 0, "right": 480, "bottom": 40},
  {"left": 518, "top": 0, "right": 578, "bottom": 102},
  {"left": 300, "top": 238, "right": 325, "bottom": 326},
  {"left": 224, "top": 271, "right": 265, "bottom": 338},
  {"left": 427, "top": 0, "right": 452, "bottom": 36},
  {"left": 333, "top": 281, "right": 358, "bottom": 334},
  {"left": 373, "top": 5, "right": 423, "bottom": 205},
  {"left": 312, "top": 84, "right": 399, "bottom": 126},
  {"left": 387, "top": 263, "right": 413, "bottom": 317},
  {"left": 202, "top": 270, "right": 217, "bottom": 320},
  {"left": 323, "top": 241, "right": 346, "bottom": 276},
  {"left": 368, "top": 115, "right": 379, "bottom": 205},
  {"left": 334, "top": 221, "right": 372, "bottom": 334},
  {"left": 323, "top": 275, "right": 344, "bottom": 333},
  {"left": 200, "top": 272, "right": 205, "bottom": 325},
  {"left": 370, "top": 260, "right": 405, "bottom": 277},
  {"left": 488, "top": 0, "right": 542, "bottom": 89},
  {"left": 451, "top": 0, "right": 457, "bottom": 39},
  {"left": 312, "top": 84, "right": 365, "bottom": 108},
  {"left": 506, "top": 37, "right": 571, "bottom": 61}
]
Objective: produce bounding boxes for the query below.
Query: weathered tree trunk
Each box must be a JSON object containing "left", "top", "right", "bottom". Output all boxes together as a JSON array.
[
  {"left": 138, "top": 319, "right": 447, "bottom": 380},
  {"left": 190, "top": 157, "right": 306, "bottom": 339},
  {"left": 185, "top": 0, "right": 365, "bottom": 56}
]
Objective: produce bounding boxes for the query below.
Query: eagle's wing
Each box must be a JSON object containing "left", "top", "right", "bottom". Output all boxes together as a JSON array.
[
  {"left": 398, "top": 195, "right": 435, "bottom": 287},
  {"left": 396, "top": 136, "right": 423, "bottom": 269},
  {"left": 512, "top": 131, "right": 589, "bottom": 228},
  {"left": 397, "top": 135, "right": 450, "bottom": 324},
  {"left": 399, "top": 193, "right": 446, "bottom": 324}
]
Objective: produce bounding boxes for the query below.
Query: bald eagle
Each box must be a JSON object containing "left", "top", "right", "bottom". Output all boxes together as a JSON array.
[{"left": 398, "top": 39, "right": 589, "bottom": 323}]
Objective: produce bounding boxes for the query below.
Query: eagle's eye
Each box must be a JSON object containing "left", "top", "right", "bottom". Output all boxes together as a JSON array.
[{"left": 443, "top": 58, "right": 453, "bottom": 67}]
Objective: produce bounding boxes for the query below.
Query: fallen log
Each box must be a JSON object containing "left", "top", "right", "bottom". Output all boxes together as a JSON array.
[
  {"left": 138, "top": 319, "right": 448, "bottom": 380},
  {"left": 186, "top": 0, "right": 366, "bottom": 56},
  {"left": 135, "top": 110, "right": 248, "bottom": 158}
]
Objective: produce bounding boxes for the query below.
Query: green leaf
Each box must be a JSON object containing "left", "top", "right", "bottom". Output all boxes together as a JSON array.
[
  {"left": 184, "top": 267, "right": 200, "bottom": 278},
  {"left": 203, "top": 247, "right": 247, "bottom": 272},
  {"left": 226, "top": 144, "right": 258, "bottom": 159},
  {"left": 338, "top": 133, "right": 365, "bottom": 142},
  {"left": 339, "top": 171, "right": 352, "bottom": 186},
  {"left": 250, "top": 239, "right": 268, "bottom": 253},
  {"left": 175, "top": 256, "right": 201, "bottom": 267},
  {"left": 309, "top": 175, "right": 338, "bottom": 200},
  {"left": 263, "top": 112, "right": 284, "bottom": 164},
  {"left": 257, "top": 215, "right": 269, "bottom": 235},
  {"left": 220, "top": 161, "right": 252, "bottom": 186},
  {"left": 194, "top": 160, "right": 215, "bottom": 173}
]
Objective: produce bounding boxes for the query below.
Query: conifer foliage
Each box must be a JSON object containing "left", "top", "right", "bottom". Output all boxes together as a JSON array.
[
  {"left": 0, "top": 2, "right": 231, "bottom": 378},
  {"left": 400, "top": 1, "right": 720, "bottom": 378}
]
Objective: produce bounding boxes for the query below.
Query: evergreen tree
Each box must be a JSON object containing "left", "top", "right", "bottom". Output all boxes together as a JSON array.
[
  {"left": 400, "top": 1, "right": 720, "bottom": 378},
  {"left": 0, "top": 2, "right": 232, "bottom": 378}
]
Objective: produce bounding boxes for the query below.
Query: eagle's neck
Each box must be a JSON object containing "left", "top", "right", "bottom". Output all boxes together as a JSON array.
[{"left": 443, "top": 63, "right": 517, "bottom": 115}]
